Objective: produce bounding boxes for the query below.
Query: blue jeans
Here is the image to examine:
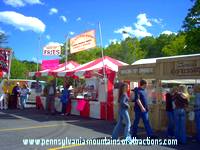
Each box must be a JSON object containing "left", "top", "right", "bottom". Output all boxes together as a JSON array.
[
  {"left": 131, "top": 111, "right": 153, "bottom": 137},
  {"left": 112, "top": 109, "right": 131, "bottom": 139},
  {"left": 174, "top": 109, "right": 186, "bottom": 144},
  {"left": 167, "top": 111, "right": 175, "bottom": 136},
  {"left": 20, "top": 96, "right": 27, "bottom": 109},
  {"left": 195, "top": 110, "right": 200, "bottom": 142},
  {"left": 62, "top": 103, "right": 67, "bottom": 114}
]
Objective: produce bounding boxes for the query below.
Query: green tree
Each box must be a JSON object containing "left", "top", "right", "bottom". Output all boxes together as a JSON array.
[
  {"left": 153, "top": 34, "right": 176, "bottom": 58},
  {"left": 140, "top": 36, "right": 156, "bottom": 58},
  {"left": 162, "top": 33, "right": 186, "bottom": 56},
  {"left": 183, "top": 0, "right": 200, "bottom": 52},
  {"left": 10, "top": 58, "right": 28, "bottom": 79},
  {"left": 105, "top": 37, "right": 144, "bottom": 64}
]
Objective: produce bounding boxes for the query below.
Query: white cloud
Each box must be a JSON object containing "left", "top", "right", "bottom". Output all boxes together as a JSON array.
[
  {"left": 49, "top": 8, "right": 58, "bottom": 15},
  {"left": 161, "top": 30, "right": 177, "bottom": 35},
  {"left": 60, "top": 15, "right": 67, "bottom": 22},
  {"left": 3, "top": 0, "right": 43, "bottom": 7},
  {"left": 46, "top": 35, "right": 51, "bottom": 40},
  {"left": 104, "top": 44, "right": 108, "bottom": 48},
  {"left": 76, "top": 17, "right": 81, "bottom": 21},
  {"left": 114, "top": 26, "right": 134, "bottom": 39},
  {"left": 137, "top": 13, "right": 152, "bottom": 27},
  {"left": 109, "top": 39, "right": 119, "bottom": 44},
  {"left": 0, "top": 28, "right": 5, "bottom": 34},
  {"left": 133, "top": 29, "right": 152, "bottom": 37},
  {"left": 69, "top": 32, "right": 75, "bottom": 36},
  {"left": 114, "top": 24, "right": 151, "bottom": 39},
  {"left": 32, "top": 57, "right": 37, "bottom": 62},
  {"left": 0, "top": 11, "right": 45, "bottom": 33},
  {"left": 114, "top": 26, "right": 134, "bottom": 34},
  {"left": 134, "top": 23, "right": 147, "bottom": 32},
  {"left": 32, "top": 57, "right": 42, "bottom": 63},
  {"left": 151, "top": 18, "right": 162, "bottom": 24},
  {"left": 114, "top": 13, "right": 152, "bottom": 39},
  {"left": 46, "top": 42, "right": 63, "bottom": 46},
  {"left": 151, "top": 18, "right": 165, "bottom": 28}
]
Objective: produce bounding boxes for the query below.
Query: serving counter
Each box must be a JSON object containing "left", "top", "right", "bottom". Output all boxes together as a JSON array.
[{"left": 36, "top": 96, "right": 109, "bottom": 120}]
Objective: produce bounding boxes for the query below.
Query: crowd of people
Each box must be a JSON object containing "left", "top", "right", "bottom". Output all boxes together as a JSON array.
[
  {"left": 1, "top": 78, "right": 200, "bottom": 144},
  {"left": 112, "top": 80, "right": 156, "bottom": 141},
  {"left": 11, "top": 82, "right": 30, "bottom": 109},
  {"left": 112, "top": 79, "right": 200, "bottom": 144},
  {"left": 43, "top": 80, "right": 71, "bottom": 116},
  {"left": 165, "top": 84, "right": 200, "bottom": 144}
]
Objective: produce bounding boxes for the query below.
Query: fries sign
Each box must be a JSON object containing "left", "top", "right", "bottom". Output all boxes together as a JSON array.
[
  {"left": 70, "top": 30, "right": 96, "bottom": 54},
  {"left": 43, "top": 45, "right": 61, "bottom": 56}
]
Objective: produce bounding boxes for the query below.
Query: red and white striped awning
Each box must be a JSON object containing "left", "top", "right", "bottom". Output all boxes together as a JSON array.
[
  {"left": 29, "top": 61, "right": 79, "bottom": 77},
  {"left": 57, "top": 56, "right": 128, "bottom": 77}
]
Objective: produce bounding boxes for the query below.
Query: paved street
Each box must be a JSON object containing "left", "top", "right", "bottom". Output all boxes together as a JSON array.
[{"left": 0, "top": 108, "right": 199, "bottom": 150}]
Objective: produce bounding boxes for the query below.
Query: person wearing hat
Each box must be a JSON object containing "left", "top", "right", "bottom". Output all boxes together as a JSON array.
[{"left": 12, "top": 82, "right": 20, "bottom": 109}]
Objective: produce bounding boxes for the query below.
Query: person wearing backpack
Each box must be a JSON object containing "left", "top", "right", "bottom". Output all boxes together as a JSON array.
[{"left": 131, "top": 79, "right": 155, "bottom": 138}]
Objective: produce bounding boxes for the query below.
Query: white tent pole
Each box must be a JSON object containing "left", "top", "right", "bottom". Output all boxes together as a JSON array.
[
  {"left": 98, "top": 22, "right": 106, "bottom": 80},
  {"left": 65, "top": 35, "right": 69, "bottom": 71},
  {"left": 98, "top": 22, "right": 108, "bottom": 120},
  {"left": 37, "top": 35, "right": 41, "bottom": 72}
]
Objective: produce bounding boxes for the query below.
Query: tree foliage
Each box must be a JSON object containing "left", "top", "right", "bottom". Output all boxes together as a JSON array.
[
  {"left": 183, "top": 0, "right": 200, "bottom": 53},
  {"left": 10, "top": 58, "right": 37, "bottom": 79}
]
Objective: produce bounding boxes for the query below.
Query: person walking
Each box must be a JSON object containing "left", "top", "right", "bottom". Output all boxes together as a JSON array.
[
  {"left": 112, "top": 83, "right": 131, "bottom": 140},
  {"left": 131, "top": 79, "right": 154, "bottom": 138},
  {"left": 165, "top": 87, "right": 177, "bottom": 137},
  {"left": 174, "top": 85, "right": 189, "bottom": 144},
  {"left": 194, "top": 85, "right": 200, "bottom": 142},
  {"left": 60, "top": 83, "right": 70, "bottom": 115},
  {"left": 12, "top": 82, "right": 20, "bottom": 109},
  {"left": 44, "top": 80, "right": 56, "bottom": 115},
  {"left": 19, "top": 84, "right": 29, "bottom": 109}
]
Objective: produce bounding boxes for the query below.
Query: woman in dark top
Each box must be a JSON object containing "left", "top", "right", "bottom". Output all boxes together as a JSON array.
[
  {"left": 112, "top": 83, "right": 131, "bottom": 140},
  {"left": 165, "top": 87, "right": 177, "bottom": 137},
  {"left": 174, "top": 85, "right": 189, "bottom": 144}
]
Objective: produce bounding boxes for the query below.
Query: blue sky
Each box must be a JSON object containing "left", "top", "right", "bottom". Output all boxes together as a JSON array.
[{"left": 0, "top": 0, "right": 193, "bottom": 62}]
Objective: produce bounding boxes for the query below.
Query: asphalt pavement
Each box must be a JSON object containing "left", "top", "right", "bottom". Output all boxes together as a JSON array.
[{"left": 0, "top": 108, "right": 199, "bottom": 150}]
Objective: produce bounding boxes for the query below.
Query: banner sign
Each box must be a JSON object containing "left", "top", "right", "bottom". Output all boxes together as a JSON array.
[
  {"left": 0, "top": 48, "right": 11, "bottom": 73},
  {"left": 41, "top": 59, "right": 59, "bottom": 70},
  {"left": 43, "top": 45, "right": 61, "bottom": 56},
  {"left": 70, "top": 30, "right": 96, "bottom": 54}
]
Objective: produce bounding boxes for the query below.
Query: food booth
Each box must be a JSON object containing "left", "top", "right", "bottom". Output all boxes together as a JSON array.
[
  {"left": 29, "top": 61, "right": 80, "bottom": 112},
  {"left": 118, "top": 54, "right": 200, "bottom": 135},
  {"left": 30, "top": 56, "right": 128, "bottom": 121}
]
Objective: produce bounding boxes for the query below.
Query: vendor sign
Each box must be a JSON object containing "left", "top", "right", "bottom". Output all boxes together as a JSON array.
[
  {"left": 0, "top": 48, "right": 11, "bottom": 73},
  {"left": 43, "top": 44, "right": 61, "bottom": 56},
  {"left": 41, "top": 59, "right": 59, "bottom": 70},
  {"left": 70, "top": 30, "right": 96, "bottom": 54}
]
